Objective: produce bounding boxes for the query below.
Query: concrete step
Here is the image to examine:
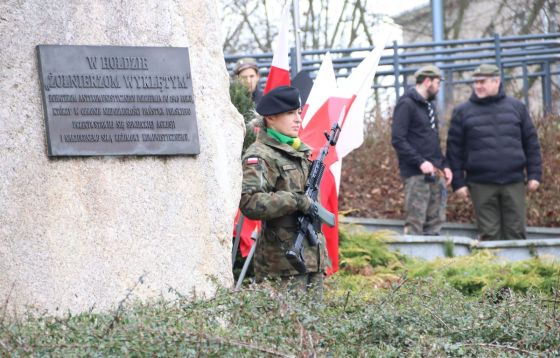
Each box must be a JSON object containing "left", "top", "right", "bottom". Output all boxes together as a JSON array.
[
  {"left": 340, "top": 217, "right": 560, "bottom": 240},
  {"left": 340, "top": 217, "right": 560, "bottom": 261}
]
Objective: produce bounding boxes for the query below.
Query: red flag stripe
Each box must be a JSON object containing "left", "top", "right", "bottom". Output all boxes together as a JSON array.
[
  {"left": 299, "top": 97, "right": 353, "bottom": 274},
  {"left": 320, "top": 169, "right": 339, "bottom": 273},
  {"left": 263, "top": 66, "right": 290, "bottom": 94}
]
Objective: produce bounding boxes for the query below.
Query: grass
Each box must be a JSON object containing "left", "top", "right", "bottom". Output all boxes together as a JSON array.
[
  {"left": 338, "top": 225, "right": 560, "bottom": 296},
  {"left": 2, "top": 278, "right": 559, "bottom": 357},
  {"left": 2, "top": 227, "right": 560, "bottom": 356}
]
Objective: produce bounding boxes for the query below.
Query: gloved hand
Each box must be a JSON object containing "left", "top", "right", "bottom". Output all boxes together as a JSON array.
[{"left": 293, "top": 193, "right": 312, "bottom": 213}]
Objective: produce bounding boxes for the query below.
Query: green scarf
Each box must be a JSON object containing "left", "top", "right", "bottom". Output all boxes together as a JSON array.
[{"left": 267, "top": 128, "right": 302, "bottom": 150}]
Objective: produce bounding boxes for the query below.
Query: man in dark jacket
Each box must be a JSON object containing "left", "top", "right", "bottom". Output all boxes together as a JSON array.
[
  {"left": 446, "top": 64, "right": 542, "bottom": 240},
  {"left": 392, "top": 65, "right": 452, "bottom": 235}
]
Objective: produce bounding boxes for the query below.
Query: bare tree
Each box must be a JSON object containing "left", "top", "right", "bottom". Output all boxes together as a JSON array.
[
  {"left": 395, "top": 0, "right": 560, "bottom": 43},
  {"left": 221, "top": 0, "right": 290, "bottom": 53},
  {"left": 220, "top": 0, "right": 388, "bottom": 54}
]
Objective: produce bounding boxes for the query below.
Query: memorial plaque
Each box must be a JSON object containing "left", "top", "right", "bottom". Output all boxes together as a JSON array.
[{"left": 36, "top": 45, "right": 200, "bottom": 156}]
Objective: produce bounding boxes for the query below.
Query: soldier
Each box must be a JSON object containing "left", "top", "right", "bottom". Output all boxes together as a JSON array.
[
  {"left": 392, "top": 65, "right": 452, "bottom": 235},
  {"left": 239, "top": 86, "right": 326, "bottom": 294}
]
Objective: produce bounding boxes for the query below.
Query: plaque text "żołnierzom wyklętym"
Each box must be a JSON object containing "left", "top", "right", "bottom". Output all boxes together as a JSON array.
[{"left": 37, "top": 45, "right": 200, "bottom": 156}]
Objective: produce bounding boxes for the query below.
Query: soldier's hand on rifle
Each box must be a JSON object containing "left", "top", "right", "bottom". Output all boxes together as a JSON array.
[
  {"left": 309, "top": 199, "right": 336, "bottom": 228},
  {"left": 293, "top": 194, "right": 335, "bottom": 227},
  {"left": 293, "top": 193, "right": 312, "bottom": 213}
]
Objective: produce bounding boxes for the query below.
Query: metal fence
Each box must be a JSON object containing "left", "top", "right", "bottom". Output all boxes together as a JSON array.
[{"left": 225, "top": 32, "right": 560, "bottom": 116}]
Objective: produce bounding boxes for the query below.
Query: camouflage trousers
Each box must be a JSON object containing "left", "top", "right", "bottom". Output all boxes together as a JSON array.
[{"left": 403, "top": 175, "right": 447, "bottom": 235}]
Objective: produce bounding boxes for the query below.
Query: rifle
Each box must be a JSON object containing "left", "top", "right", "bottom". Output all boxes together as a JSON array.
[{"left": 285, "top": 109, "right": 344, "bottom": 274}]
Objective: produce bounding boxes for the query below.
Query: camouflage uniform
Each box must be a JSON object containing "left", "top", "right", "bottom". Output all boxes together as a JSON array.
[
  {"left": 239, "top": 130, "right": 327, "bottom": 282},
  {"left": 403, "top": 175, "right": 447, "bottom": 235}
]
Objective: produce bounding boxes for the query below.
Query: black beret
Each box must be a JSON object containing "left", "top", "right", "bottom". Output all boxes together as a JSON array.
[{"left": 256, "top": 86, "right": 301, "bottom": 116}]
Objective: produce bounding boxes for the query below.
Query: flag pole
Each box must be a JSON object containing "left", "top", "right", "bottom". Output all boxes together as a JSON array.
[
  {"left": 231, "top": 213, "right": 244, "bottom": 266},
  {"left": 234, "top": 229, "right": 259, "bottom": 290},
  {"left": 293, "top": 0, "right": 302, "bottom": 73}
]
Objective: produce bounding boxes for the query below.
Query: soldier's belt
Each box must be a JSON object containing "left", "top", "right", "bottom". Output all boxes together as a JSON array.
[{"left": 267, "top": 215, "right": 298, "bottom": 229}]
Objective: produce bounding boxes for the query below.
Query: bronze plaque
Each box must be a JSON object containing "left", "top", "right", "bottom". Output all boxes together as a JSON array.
[{"left": 37, "top": 45, "right": 200, "bottom": 156}]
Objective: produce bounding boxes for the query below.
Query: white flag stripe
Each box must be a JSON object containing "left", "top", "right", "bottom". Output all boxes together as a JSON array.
[
  {"left": 302, "top": 52, "right": 336, "bottom": 128},
  {"left": 331, "top": 33, "right": 391, "bottom": 193},
  {"left": 270, "top": 6, "right": 291, "bottom": 70},
  {"left": 336, "top": 33, "right": 390, "bottom": 158},
  {"left": 330, "top": 160, "right": 343, "bottom": 194},
  {"left": 340, "top": 33, "right": 389, "bottom": 96},
  {"left": 336, "top": 92, "right": 367, "bottom": 159}
]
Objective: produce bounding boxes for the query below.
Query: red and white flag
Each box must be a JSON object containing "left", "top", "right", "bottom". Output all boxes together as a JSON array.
[
  {"left": 263, "top": 6, "right": 291, "bottom": 94},
  {"left": 301, "top": 53, "right": 337, "bottom": 124},
  {"left": 331, "top": 35, "right": 388, "bottom": 191},
  {"left": 300, "top": 35, "right": 389, "bottom": 274},
  {"left": 299, "top": 54, "right": 342, "bottom": 274}
]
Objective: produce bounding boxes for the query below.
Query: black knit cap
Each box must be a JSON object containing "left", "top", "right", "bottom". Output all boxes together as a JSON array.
[{"left": 256, "top": 86, "right": 301, "bottom": 116}]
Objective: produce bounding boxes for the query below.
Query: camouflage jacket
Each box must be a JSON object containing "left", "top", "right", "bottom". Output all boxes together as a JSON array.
[{"left": 240, "top": 130, "right": 327, "bottom": 280}]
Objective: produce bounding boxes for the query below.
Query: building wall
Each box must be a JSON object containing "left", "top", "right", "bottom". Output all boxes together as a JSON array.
[{"left": 394, "top": 0, "right": 559, "bottom": 116}]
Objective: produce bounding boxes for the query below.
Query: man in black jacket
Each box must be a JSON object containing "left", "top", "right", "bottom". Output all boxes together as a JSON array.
[
  {"left": 446, "top": 64, "right": 542, "bottom": 240},
  {"left": 392, "top": 65, "right": 452, "bottom": 235}
]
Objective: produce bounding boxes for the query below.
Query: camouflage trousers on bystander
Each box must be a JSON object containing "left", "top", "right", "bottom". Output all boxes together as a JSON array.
[{"left": 403, "top": 174, "right": 447, "bottom": 235}]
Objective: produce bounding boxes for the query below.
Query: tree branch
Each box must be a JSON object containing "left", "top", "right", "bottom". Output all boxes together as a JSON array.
[{"left": 329, "top": 0, "right": 349, "bottom": 48}]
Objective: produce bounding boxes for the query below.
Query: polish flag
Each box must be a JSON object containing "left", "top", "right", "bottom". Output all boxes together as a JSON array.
[
  {"left": 300, "top": 35, "right": 389, "bottom": 273},
  {"left": 263, "top": 6, "right": 291, "bottom": 94},
  {"left": 331, "top": 35, "right": 388, "bottom": 190},
  {"left": 299, "top": 54, "right": 344, "bottom": 274}
]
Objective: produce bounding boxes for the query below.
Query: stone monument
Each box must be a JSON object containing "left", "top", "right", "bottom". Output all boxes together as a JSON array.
[{"left": 0, "top": 0, "right": 244, "bottom": 314}]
